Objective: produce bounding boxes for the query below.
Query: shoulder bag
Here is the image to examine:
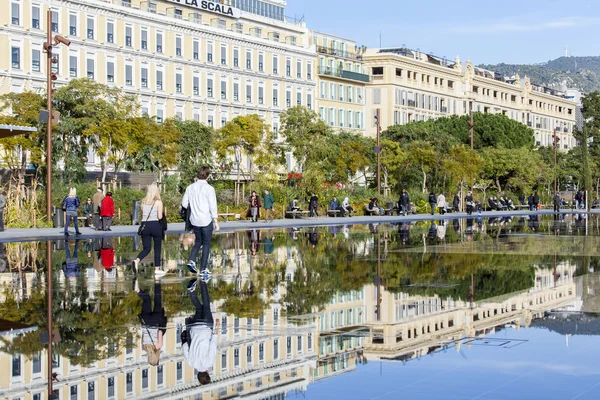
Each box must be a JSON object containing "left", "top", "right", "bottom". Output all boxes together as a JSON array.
[{"left": 137, "top": 202, "right": 155, "bottom": 236}]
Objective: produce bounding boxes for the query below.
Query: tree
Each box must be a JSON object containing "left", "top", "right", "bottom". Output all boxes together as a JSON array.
[
  {"left": 444, "top": 145, "right": 483, "bottom": 192},
  {"left": 380, "top": 139, "right": 408, "bottom": 189},
  {"left": 407, "top": 141, "right": 437, "bottom": 192},
  {"left": 176, "top": 119, "right": 215, "bottom": 188},
  {"left": 215, "top": 114, "right": 271, "bottom": 182},
  {"left": 332, "top": 132, "right": 374, "bottom": 185}
]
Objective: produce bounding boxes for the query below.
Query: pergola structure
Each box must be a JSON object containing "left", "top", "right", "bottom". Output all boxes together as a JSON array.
[{"left": 0, "top": 124, "right": 37, "bottom": 139}]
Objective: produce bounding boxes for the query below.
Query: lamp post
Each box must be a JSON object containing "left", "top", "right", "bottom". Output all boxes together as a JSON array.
[
  {"left": 374, "top": 109, "right": 381, "bottom": 195},
  {"left": 467, "top": 101, "right": 474, "bottom": 150},
  {"left": 43, "top": 9, "right": 70, "bottom": 223},
  {"left": 553, "top": 128, "right": 560, "bottom": 194}
]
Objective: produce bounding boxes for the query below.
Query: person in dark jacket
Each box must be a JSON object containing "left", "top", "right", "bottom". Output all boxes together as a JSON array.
[
  {"left": 553, "top": 192, "right": 561, "bottom": 213},
  {"left": 330, "top": 197, "right": 345, "bottom": 217},
  {"left": 453, "top": 194, "right": 460, "bottom": 212},
  {"left": 528, "top": 194, "right": 534, "bottom": 211},
  {"left": 575, "top": 191, "right": 582, "bottom": 209},
  {"left": 519, "top": 193, "right": 525, "bottom": 206},
  {"left": 308, "top": 192, "right": 319, "bottom": 217},
  {"left": 82, "top": 198, "right": 95, "bottom": 228},
  {"left": 533, "top": 193, "right": 540, "bottom": 210},
  {"left": 465, "top": 191, "right": 474, "bottom": 215},
  {"left": 247, "top": 191, "right": 261, "bottom": 222},
  {"left": 262, "top": 189, "right": 275, "bottom": 223},
  {"left": 428, "top": 192, "right": 436, "bottom": 215},
  {"left": 135, "top": 279, "right": 167, "bottom": 366},
  {"left": 399, "top": 188, "right": 410, "bottom": 216},
  {"left": 488, "top": 197, "right": 498, "bottom": 211},
  {"left": 62, "top": 187, "right": 82, "bottom": 236}
]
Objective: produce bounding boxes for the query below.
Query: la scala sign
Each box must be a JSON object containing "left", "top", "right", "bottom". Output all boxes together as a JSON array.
[{"left": 166, "top": 0, "right": 242, "bottom": 19}]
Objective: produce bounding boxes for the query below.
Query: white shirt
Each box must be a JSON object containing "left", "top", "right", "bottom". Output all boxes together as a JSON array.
[
  {"left": 437, "top": 194, "right": 446, "bottom": 208},
  {"left": 182, "top": 180, "right": 218, "bottom": 227},
  {"left": 182, "top": 325, "right": 217, "bottom": 372}
]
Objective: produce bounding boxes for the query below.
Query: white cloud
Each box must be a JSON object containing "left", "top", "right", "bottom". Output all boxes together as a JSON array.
[{"left": 453, "top": 16, "right": 600, "bottom": 34}]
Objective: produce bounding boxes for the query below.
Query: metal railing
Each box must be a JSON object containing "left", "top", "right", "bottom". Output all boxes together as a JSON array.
[{"left": 317, "top": 66, "right": 370, "bottom": 83}]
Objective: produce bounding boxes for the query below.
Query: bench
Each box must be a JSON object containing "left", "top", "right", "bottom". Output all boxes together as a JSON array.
[
  {"left": 327, "top": 209, "right": 342, "bottom": 217},
  {"left": 77, "top": 216, "right": 90, "bottom": 227},
  {"left": 218, "top": 213, "right": 236, "bottom": 221},
  {"left": 285, "top": 210, "right": 309, "bottom": 219}
]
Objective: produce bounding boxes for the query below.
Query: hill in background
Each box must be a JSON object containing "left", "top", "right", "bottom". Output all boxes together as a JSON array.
[{"left": 480, "top": 56, "right": 600, "bottom": 93}]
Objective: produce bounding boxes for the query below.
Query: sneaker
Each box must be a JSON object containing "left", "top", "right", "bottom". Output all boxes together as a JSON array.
[
  {"left": 200, "top": 268, "right": 212, "bottom": 275},
  {"left": 154, "top": 269, "right": 167, "bottom": 277},
  {"left": 133, "top": 278, "right": 140, "bottom": 293},
  {"left": 200, "top": 271, "right": 211, "bottom": 283},
  {"left": 131, "top": 260, "right": 138, "bottom": 274},
  {"left": 187, "top": 278, "right": 198, "bottom": 292},
  {"left": 187, "top": 261, "right": 198, "bottom": 274},
  {"left": 76, "top": 232, "right": 82, "bottom": 235}
]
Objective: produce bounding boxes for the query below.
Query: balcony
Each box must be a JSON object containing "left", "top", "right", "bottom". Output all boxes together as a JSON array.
[
  {"left": 440, "top": 106, "right": 448, "bottom": 113},
  {"left": 407, "top": 100, "right": 416, "bottom": 107},
  {"left": 316, "top": 46, "right": 359, "bottom": 60},
  {"left": 317, "top": 66, "right": 370, "bottom": 83}
]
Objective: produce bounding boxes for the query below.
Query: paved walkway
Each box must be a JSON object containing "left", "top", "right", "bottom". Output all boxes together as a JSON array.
[{"left": 0, "top": 209, "right": 596, "bottom": 243}]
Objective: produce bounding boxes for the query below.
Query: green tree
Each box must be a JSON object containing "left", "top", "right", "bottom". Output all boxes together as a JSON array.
[
  {"left": 380, "top": 139, "right": 408, "bottom": 188},
  {"left": 407, "top": 141, "right": 437, "bottom": 192},
  {"left": 176, "top": 119, "right": 215, "bottom": 189},
  {"left": 444, "top": 145, "right": 483, "bottom": 192}
]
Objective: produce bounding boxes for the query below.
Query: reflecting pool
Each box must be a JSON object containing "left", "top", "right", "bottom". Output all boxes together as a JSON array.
[{"left": 1, "top": 214, "right": 600, "bottom": 400}]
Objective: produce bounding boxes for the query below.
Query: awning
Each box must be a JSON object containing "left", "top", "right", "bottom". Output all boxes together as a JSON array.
[{"left": 0, "top": 124, "right": 37, "bottom": 139}]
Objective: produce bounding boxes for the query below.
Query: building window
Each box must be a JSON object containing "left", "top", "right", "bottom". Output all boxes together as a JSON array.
[
  {"left": 157, "top": 366, "right": 164, "bottom": 386},
  {"left": 273, "top": 339, "right": 279, "bottom": 359},
  {"left": 297, "top": 92, "right": 302, "bottom": 106},
  {"left": 176, "top": 362, "right": 183, "bottom": 381},
  {"left": 258, "top": 54, "right": 264, "bottom": 71},
  {"left": 142, "top": 369, "right": 148, "bottom": 390},
  {"left": 259, "top": 343, "right": 264, "bottom": 362},
  {"left": 141, "top": 68, "right": 148, "bottom": 88},
  {"left": 273, "top": 88, "right": 278, "bottom": 106},
  {"left": 273, "top": 56, "right": 278, "bottom": 74},
  {"left": 234, "top": 348, "right": 240, "bottom": 368},
  {"left": 193, "top": 76, "right": 199, "bottom": 95},
  {"left": 233, "top": 82, "right": 239, "bottom": 101},
  {"left": 11, "top": 47, "right": 20, "bottom": 69},
  {"left": 246, "top": 50, "right": 251, "bottom": 69},
  {"left": 286, "top": 91, "right": 291, "bottom": 108},
  {"left": 68, "top": 14, "right": 76, "bottom": 36},
  {"left": 69, "top": 56, "right": 77, "bottom": 77},
  {"left": 221, "top": 81, "right": 227, "bottom": 99},
  {"left": 107, "top": 377, "right": 115, "bottom": 398},
  {"left": 126, "top": 65, "right": 133, "bottom": 86},
  {"left": 221, "top": 353, "right": 227, "bottom": 371},
  {"left": 307, "top": 93, "right": 312, "bottom": 109},
  {"left": 176, "top": 73, "right": 182, "bottom": 93},
  {"left": 87, "top": 382, "right": 95, "bottom": 400},
  {"left": 297, "top": 61, "right": 302, "bottom": 78},
  {"left": 141, "top": 29, "right": 148, "bottom": 49},
  {"left": 221, "top": 45, "right": 227, "bottom": 65},
  {"left": 11, "top": 2, "right": 20, "bottom": 25},
  {"left": 106, "top": 22, "right": 114, "bottom": 43},
  {"left": 70, "top": 385, "right": 77, "bottom": 400},
  {"left": 105, "top": 61, "right": 113, "bottom": 82},
  {"left": 156, "top": 32, "right": 163, "bottom": 53},
  {"left": 246, "top": 84, "right": 252, "bottom": 103},
  {"left": 307, "top": 63, "right": 312, "bottom": 79},
  {"left": 126, "top": 373, "right": 133, "bottom": 393},
  {"left": 51, "top": 11, "right": 58, "bottom": 33},
  {"left": 12, "top": 354, "right": 21, "bottom": 377},
  {"left": 286, "top": 59, "right": 291, "bottom": 76},
  {"left": 207, "top": 43, "right": 213, "bottom": 62},
  {"left": 175, "top": 36, "right": 182, "bottom": 56},
  {"left": 156, "top": 70, "right": 163, "bottom": 90},
  {"left": 193, "top": 40, "right": 199, "bottom": 60},
  {"left": 207, "top": 78, "right": 213, "bottom": 97},
  {"left": 86, "top": 17, "right": 94, "bottom": 39},
  {"left": 233, "top": 48, "right": 239, "bottom": 67},
  {"left": 32, "top": 6, "right": 41, "bottom": 29},
  {"left": 258, "top": 87, "right": 264, "bottom": 104},
  {"left": 125, "top": 26, "right": 132, "bottom": 47}
]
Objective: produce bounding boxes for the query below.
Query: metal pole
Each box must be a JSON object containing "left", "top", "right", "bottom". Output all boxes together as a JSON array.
[
  {"left": 554, "top": 129, "right": 557, "bottom": 194},
  {"left": 376, "top": 231, "right": 381, "bottom": 321},
  {"left": 46, "top": 240, "right": 53, "bottom": 398},
  {"left": 376, "top": 108, "right": 381, "bottom": 196},
  {"left": 46, "top": 9, "right": 53, "bottom": 224},
  {"left": 469, "top": 102, "right": 474, "bottom": 150}
]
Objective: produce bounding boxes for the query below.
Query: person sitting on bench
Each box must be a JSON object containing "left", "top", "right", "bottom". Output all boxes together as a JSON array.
[
  {"left": 288, "top": 198, "right": 301, "bottom": 212},
  {"left": 330, "top": 197, "right": 345, "bottom": 217},
  {"left": 367, "top": 198, "right": 382, "bottom": 215},
  {"left": 488, "top": 197, "right": 498, "bottom": 211},
  {"left": 342, "top": 197, "right": 353, "bottom": 217}
]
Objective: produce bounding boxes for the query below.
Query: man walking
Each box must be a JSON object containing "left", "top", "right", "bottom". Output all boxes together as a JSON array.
[
  {"left": 308, "top": 192, "right": 319, "bottom": 218},
  {"left": 399, "top": 188, "right": 410, "bottom": 216},
  {"left": 92, "top": 187, "right": 104, "bottom": 231},
  {"left": 182, "top": 167, "right": 220, "bottom": 275},
  {"left": 263, "top": 189, "right": 275, "bottom": 223},
  {"left": 0, "top": 191, "right": 6, "bottom": 232},
  {"left": 428, "top": 191, "right": 436, "bottom": 215},
  {"left": 533, "top": 192, "right": 540, "bottom": 211},
  {"left": 553, "top": 192, "right": 561, "bottom": 213}
]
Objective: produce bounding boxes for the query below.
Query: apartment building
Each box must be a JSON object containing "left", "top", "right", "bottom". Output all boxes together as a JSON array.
[
  {"left": 362, "top": 48, "right": 578, "bottom": 150},
  {"left": 311, "top": 31, "right": 368, "bottom": 132},
  {"left": 2, "top": 0, "right": 316, "bottom": 140}
]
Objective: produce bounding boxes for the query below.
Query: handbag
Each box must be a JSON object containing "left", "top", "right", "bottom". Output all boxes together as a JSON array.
[
  {"left": 137, "top": 202, "right": 156, "bottom": 236},
  {"left": 159, "top": 209, "right": 168, "bottom": 231}
]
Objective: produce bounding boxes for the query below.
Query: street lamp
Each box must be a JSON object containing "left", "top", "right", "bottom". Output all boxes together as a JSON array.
[
  {"left": 553, "top": 128, "right": 560, "bottom": 193},
  {"left": 43, "top": 10, "right": 70, "bottom": 223},
  {"left": 374, "top": 109, "right": 381, "bottom": 195}
]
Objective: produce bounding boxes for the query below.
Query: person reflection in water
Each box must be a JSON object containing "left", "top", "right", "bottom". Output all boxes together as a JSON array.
[
  {"left": 135, "top": 278, "right": 167, "bottom": 366},
  {"left": 182, "top": 277, "right": 217, "bottom": 385},
  {"left": 62, "top": 239, "right": 81, "bottom": 280}
]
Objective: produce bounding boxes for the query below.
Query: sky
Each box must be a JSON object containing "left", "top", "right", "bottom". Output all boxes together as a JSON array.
[{"left": 284, "top": 0, "right": 600, "bottom": 65}]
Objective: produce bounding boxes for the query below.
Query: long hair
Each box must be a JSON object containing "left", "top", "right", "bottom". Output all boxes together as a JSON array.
[
  {"left": 69, "top": 187, "right": 77, "bottom": 197},
  {"left": 142, "top": 183, "right": 161, "bottom": 205}
]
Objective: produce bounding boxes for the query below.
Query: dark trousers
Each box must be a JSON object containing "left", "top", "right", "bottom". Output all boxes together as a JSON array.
[
  {"left": 430, "top": 203, "right": 435, "bottom": 215},
  {"left": 554, "top": 204, "right": 560, "bottom": 213},
  {"left": 138, "top": 282, "right": 165, "bottom": 326},
  {"left": 188, "top": 281, "right": 214, "bottom": 326},
  {"left": 0, "top": 209, "right": 4, "bottom": 231},
  {"left": 102, "top": 216, "right": 113, "bottom": 230},
  {"left": 64, "top": 212, "right": 80, "bottom": 234},
  {"left": 189, "top": 222, "right": 213, "bottom": 270},
  {"left": 309, "top": 206, "right": 318, "bottom": 217},
  {"left": 136, "top": 221, "right": 163, "bottom": 266},
  {"left": 94, "top": 213, "right": 101, "bottom": 230}
]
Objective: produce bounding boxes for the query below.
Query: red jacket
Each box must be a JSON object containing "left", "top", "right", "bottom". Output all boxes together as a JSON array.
[
  {"left": 100, "top": 247, "right": 115, "bottom": 270},
  {"left": 100, "top": 196, "right": 115, "bottom": 217}
]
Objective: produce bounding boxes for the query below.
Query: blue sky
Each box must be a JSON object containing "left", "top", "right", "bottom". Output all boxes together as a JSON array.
[{"left": 285, "top": 0, "right": 600, "bottom": 65}]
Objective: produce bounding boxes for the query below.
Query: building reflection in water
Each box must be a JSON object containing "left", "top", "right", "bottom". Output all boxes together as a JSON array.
[{"left": 0, "top": 217, "right": 598, "bottom": 399}]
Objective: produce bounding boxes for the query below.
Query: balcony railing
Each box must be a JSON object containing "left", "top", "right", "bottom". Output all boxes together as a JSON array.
[
  {"left": 316, "top": 46, "right": 359, "bottom": 60},
  {"left": 440, "top": 106, "right": 448, "bottom": 113},
  {"left": 317, "top": 66, "right": 370, "bottom": 83},
  {"left": 407, "top": 100, "right": 416, "bottom": 107}
]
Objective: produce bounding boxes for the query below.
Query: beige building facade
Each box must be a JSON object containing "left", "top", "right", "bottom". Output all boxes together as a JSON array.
[{"left": 362, "top": 48, "right": 578, "bottom": 149}]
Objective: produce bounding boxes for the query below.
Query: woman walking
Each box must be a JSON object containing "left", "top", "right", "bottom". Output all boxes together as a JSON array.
[
  {"left": 247, "top": 191, "right": 261, "bottom": 222},
  {"left": 133, "top": 183, "right": 166, "bottom": 277},
  {"left": 100, "top": 192, "right": 115, "bottom": 231},
  {"left": 62, "top": 188, "right": 81, "bottom": 236}
]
